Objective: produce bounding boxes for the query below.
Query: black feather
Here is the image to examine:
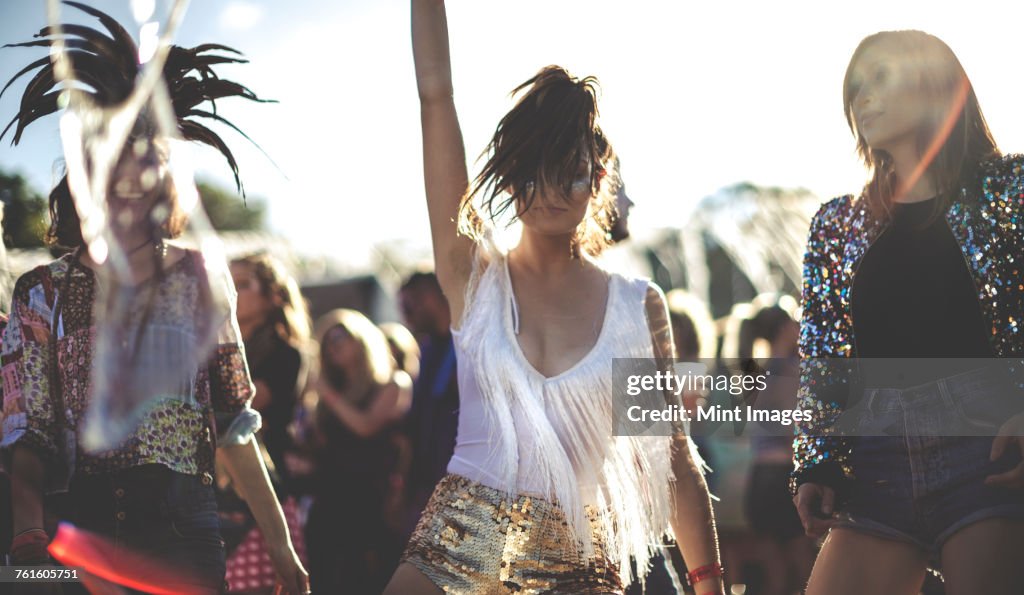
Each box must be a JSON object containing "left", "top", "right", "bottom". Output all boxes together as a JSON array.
[{"left": 3, "top": 1, "right": 272, "bottom": 196}]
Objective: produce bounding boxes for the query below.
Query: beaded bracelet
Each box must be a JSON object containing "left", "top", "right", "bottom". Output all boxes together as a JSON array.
[{"left": 686, "top": 561, "right": 724, "bottom": 586}]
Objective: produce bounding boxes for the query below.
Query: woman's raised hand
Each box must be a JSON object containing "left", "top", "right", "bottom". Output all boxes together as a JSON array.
[
  {"left": 411, "top": 0, "right": 454, "bottom": 102},
  {"left": 410, "top": 0, "right": 472, "bottom": 323}
]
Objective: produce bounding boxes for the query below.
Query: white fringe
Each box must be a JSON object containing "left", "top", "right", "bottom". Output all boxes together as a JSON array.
[{"left": 457, "top": 236, "right": 696, "bottom": 588}]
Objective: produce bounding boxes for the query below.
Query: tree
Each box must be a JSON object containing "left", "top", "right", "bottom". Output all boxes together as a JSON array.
[
  {"left": 0, "top": 170, "right": 48, "bottom": 249},
  {"left": 197, "top": 180, "right": 266, "bottom": 231},
  {"left": 0, "top": 174, "right": 262, "bottom": 249}
]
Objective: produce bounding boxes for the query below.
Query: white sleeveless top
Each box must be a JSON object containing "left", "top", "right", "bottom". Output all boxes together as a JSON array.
[{"left": 448, "top": 243, "right": 687, "bottom": 586}]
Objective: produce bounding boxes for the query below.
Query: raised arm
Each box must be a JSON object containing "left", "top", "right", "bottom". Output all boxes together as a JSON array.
[
  {"left": 411, "top": 0, "right": 474, "bottom": 323},
  {"left": 317, "top": 372, "right": 413, "bottom": 438}
]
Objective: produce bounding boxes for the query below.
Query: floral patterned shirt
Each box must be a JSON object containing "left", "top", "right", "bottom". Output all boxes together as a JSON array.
[{"left": 0, "top": 251, "right": 259, "bottom": 479}]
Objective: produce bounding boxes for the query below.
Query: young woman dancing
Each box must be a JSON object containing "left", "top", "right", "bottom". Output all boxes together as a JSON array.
[
  {"left": 385, "top": 2, "right": 724, "bottom": 593},
  {"left": 791, "top": 30, "right": 1024, "bottom": 595},
  {"left": 0, "top": 5, "right": 307, "bottom": 593}
]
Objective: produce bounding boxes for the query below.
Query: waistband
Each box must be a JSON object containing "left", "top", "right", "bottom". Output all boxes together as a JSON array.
[
  {"left": 859, "top": 359, "right": 1007, "bottom": 390},
  {"left": 69, "top": 464, "right": 215, "bottom": 520}
]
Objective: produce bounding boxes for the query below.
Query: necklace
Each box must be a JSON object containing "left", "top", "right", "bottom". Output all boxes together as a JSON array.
[{"left": 124, "top": 237, "right": 166, "bottom": 258}]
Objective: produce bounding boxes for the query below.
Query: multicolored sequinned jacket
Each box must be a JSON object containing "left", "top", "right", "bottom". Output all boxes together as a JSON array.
[{"left": 791, "top": 154, "right": 1024, "bottom": 495}]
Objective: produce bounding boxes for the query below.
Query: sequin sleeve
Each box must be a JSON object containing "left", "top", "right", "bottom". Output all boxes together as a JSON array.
[
  {"left": 790, "top": 197, "right": 856, "bottom": 496},
  {"left": 978, "top": 154, "right": 1024, "bottom": 359},
  {"left": 0, "top": 268, "right": 60, "bottom": 462}
]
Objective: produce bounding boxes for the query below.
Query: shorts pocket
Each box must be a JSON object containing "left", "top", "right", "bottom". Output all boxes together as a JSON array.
[
  {"left": 170, "top": 508, "right": 224, "bottom": 544},
  {"left": 950, "top": 380, "right": 1007, "bottom": 432}
]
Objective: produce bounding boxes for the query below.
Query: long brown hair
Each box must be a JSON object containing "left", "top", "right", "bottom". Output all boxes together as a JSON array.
[
  {"left": 461, "top": 65, "right": 617, "bottom": 257},
  {"left": 314, "top": 309, "right": 393, "bottom": 396},
  {"left": 843, "top": 30, "right": 1000, "bottom": 222},
  {"left": 232, "top": 253, "right": 311, "bottom": 349}
]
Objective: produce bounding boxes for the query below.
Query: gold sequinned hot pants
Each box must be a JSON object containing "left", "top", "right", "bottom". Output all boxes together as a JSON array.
[{"left": 401, "top": 474, "right": 623, "bottom": 594}]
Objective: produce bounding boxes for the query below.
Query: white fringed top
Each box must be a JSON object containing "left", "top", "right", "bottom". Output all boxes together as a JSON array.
[{"left": 447, "top": 241, "right": 687, "bottom": 587}]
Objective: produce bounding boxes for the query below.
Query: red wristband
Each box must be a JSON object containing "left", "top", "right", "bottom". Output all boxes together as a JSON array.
[
  {"left": 686, "top": 562, "right": 724, "bottom": 586},
  {"left": 10, "top": 529, "right": 50, "bottom": 565}
]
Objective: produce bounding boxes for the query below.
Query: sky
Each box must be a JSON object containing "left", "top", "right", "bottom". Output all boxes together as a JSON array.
[{"left": 0, "top": 0, "right": 1021, "bottom": 266}]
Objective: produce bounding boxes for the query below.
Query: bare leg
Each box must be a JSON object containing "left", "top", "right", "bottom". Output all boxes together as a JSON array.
[
  {"left": 941, "top": 518, "right": 1024, "bottom": 595},
  {"left": 805, "top": 528, "right": 928, "bottom": 595},
  {"left": 382, "top": 562, "right": 444, "bottom": 595}
]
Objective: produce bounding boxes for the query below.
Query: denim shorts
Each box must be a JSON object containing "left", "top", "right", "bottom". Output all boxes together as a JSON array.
[
  {"left": 835, "top": 366, "right": 1024, "bottom": 566},
  {"left": 64, "top": 464, "right": 226, "bottom": 594}
]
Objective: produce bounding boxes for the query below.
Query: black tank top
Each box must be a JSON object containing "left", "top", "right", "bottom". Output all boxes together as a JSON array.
[{"left": 851, "top": 197, "right": 993, "bottom": 387}]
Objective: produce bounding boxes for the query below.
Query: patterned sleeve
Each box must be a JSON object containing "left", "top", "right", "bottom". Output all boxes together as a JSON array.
[
  {"left": 208, "top": 277, "right": 261, "bottom": 446},
  {"left": 0, "top": 268, "right": 60, "bottom": 462},
  {"left": 0, "top": 313, "right": 6, "bottom": 458},
  {"left": 790, "top": 197, "right": 857, "bottom": 496}
]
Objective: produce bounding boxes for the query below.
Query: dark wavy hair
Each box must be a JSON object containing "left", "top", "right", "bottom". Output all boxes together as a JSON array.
[
  {"left": 843, "top": 30, "right": 1000, "bottom": 223},
  {"left": 461, "top": 65, "right": 617, "bottom": 257}
]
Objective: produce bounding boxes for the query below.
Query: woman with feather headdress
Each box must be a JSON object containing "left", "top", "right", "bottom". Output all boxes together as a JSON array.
[{"left": 0, "top": 3, "right": 307, "bottom": 593}]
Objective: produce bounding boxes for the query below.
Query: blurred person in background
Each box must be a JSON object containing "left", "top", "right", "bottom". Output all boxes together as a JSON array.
[
  {"left": 397, "top": 272, "right": 459, "bottom": 538},
  {"left": 306, "top": 309, "right": 412, "bottom": 594},
  {"left": 377, "top": 321, "right": 419, "bottom": 538},
  {"left": 230, "top": 253, "right": 311, "bottom": 490},
  {"left": 219, "top": 254, "right": 312, "bottom": 593},
  {"left": 380, "top": 321, "right": 421, "bottom": 382},
  {"left": 608, "top": 157, "right": 635, "bottom": 244},
  {"left": 667, "top": 289, "right": 719, "bottom": 490},
  {"left": 599, "top": 157, "right": 649, "bottom": 278},
  {"left": 739, "top": 296, "right": 815, "bottom": 595},
  {"left": 666, "top": 290, "right": 717, "bottom": 364}
]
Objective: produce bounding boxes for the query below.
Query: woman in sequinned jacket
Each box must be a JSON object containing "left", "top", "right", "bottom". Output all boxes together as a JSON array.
[{"left": 791, "top": 30, "right": 1024, "bottom": 595}]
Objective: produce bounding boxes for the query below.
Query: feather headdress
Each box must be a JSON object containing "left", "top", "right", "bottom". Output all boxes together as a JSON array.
[{"left": 0, "top": 0, "right": 272, "bottom": 196}]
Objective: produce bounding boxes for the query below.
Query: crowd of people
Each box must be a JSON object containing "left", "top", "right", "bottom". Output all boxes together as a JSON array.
[{"left": 0, "top": 1, "right": 1022, "bottom": 594}]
